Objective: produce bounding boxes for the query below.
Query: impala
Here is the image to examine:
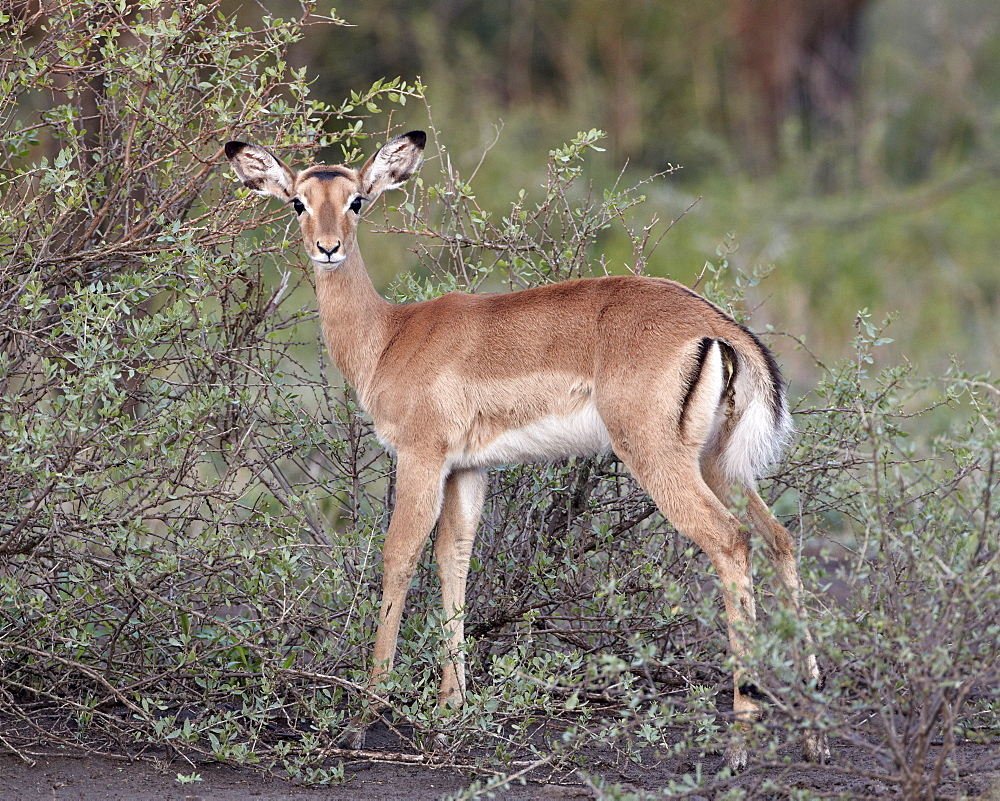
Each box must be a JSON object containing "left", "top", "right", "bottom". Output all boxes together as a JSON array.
[{"left": 225, "top": 131, "right": 826, "bottom": 770}]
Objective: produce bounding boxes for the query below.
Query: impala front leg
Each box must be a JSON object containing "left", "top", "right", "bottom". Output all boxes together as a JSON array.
[
  {"left": 434, "top": 468, "right": 487, "bottom": 708},
  {"left": 343, "top": 455, "right": 446, "bottom": 749}
]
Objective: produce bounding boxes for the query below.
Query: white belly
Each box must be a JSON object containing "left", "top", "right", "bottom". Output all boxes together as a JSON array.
[{"left": 452, "top": 401, "right": 612, "bottom": 470}]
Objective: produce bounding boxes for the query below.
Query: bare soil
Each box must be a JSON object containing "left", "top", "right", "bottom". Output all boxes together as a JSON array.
[{"left": 2, "top": 717, "right": 998, "bottom": 800}]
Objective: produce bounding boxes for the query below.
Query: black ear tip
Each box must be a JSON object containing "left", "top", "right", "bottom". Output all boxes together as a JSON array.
[
  {"left": 224, "top": 141, "right": 247, "bottom": 159},
  {"left": 404, "top": 131, "right": 427, "bottom": 149}
]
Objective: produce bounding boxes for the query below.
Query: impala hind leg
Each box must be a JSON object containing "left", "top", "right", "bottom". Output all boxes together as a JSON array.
[
  {"left": 434, "top": 468, "right": 487, "bottom": 708},
  {"left": 621, "top": 451, "right": 760, "bottom": 772},
  {"left": 343, "top": 456, "right": 446, "bottom": 749},
  {"left": 742, "top": 483, "right": 829, "bottom": 763},
  {"left": 703, "top": 459, "right": 829, "bottom": 763}
]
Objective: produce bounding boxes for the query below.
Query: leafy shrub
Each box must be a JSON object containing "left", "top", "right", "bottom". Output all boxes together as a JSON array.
[{"left": 0, "top": 0, "right": 418, "bottom": 780}]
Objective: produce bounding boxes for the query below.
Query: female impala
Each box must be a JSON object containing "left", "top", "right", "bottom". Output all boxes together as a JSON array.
[{"left": 226, "top": 131, "right": 825, "bottom": 770}]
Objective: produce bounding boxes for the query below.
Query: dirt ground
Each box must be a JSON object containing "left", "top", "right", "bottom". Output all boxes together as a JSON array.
[{"left": 2, "top": 718, "right": 999, "bottom": 801}]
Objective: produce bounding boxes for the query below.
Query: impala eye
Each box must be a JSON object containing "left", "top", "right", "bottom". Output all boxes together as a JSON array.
[
  {"left": 291, "top": 198, "right": 306, "bottom": 216},
  {"left": 349, "top": 196, "right": 364, "bottom": 214}
]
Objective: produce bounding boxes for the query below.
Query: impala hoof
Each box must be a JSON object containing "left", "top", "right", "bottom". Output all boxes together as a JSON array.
[
  {"left": 340, "top": 718, "right": 368, "bottom": 750},
  {"left": 803, "top": 730, "right": 830, "bottom": 764},
  {"left": 724, "top": 742, "right": 749, "bottom": 773}
]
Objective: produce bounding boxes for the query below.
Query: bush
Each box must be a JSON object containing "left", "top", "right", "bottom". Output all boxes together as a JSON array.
[
  {"left": 0, "top": 0, "right": 419, "bottom": 781},
  {"left": 1, "top": 3, "right": 997, "bottom": 796}
]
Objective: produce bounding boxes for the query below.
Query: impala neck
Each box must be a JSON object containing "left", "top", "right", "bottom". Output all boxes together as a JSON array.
[{"left": 313, "top": 248, "right": 392, "bottom": 399}]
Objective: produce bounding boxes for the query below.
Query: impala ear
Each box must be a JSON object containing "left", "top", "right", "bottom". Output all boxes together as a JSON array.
[
  {"left": 358, "top": 131, "right": 426, "bottom": 199},
  {"left": 225, "top": 141, "right": 296, "bottom": 202}
]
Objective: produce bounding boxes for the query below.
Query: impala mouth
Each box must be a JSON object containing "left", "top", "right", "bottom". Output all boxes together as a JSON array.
[{"left": 312, "top": 252, "right": 347, "bottom": 269}]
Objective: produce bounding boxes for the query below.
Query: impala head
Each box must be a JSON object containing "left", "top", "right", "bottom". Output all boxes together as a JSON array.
[{"left": 225, "top": 131, "right": 426, "bottom": 268}]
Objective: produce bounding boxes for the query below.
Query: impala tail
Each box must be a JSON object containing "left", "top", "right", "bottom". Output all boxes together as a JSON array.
[{"left": 686, "top": 335, "right": 792, "bottom": 489}]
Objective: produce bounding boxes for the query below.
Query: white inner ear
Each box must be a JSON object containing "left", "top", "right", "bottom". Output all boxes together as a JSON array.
[
  {"left": 237, "top": 146, "right": 294, "bottom": 198},
  {"left": 267, "top": 162, "right": 295, "bottom": 197}
]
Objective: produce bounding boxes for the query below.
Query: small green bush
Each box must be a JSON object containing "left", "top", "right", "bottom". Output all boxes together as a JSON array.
[{"left": 0, "top": 0, "right": 419, "bottom": 780}]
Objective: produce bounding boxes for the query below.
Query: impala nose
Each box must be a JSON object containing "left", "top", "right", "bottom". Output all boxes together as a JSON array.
[{"left": 316, "top": 240, "right": 341, "bottom": 259}]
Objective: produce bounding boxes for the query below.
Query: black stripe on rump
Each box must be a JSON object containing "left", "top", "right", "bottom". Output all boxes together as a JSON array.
[
  {"left": 741, "top": 326, "right": 786, "bottom": 425},
  {"left": 675, "top": 284, "right": 786, "bottom": 427},
  {"left": 678, "top": 337, "right": 716, "bottom": 433}
]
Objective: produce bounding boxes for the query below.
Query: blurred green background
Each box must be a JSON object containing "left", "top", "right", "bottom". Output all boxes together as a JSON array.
[{"left": 278, "top": 0, "right": 998, "bottom": 395}]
